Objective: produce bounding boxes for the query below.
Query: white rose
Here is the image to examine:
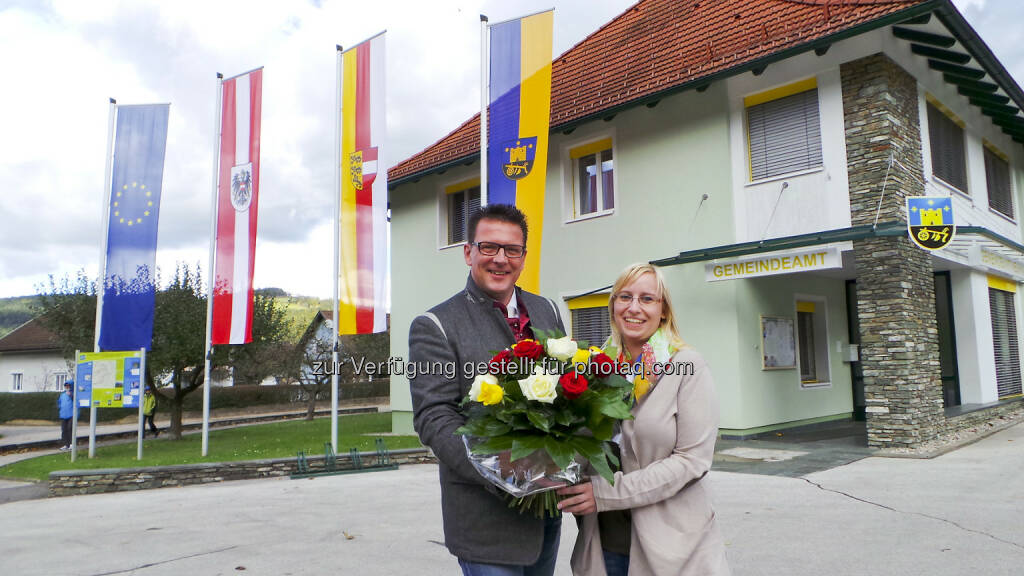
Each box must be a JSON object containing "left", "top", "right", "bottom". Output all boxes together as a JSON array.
[
  {"left": 545, "top": 335, "right": 578, "bottom": 362},
  {"left": 469, "top": 374, "right": 498, "bottom": 402},
  {"left": 518, "top": 365, "right": 558, "bottom": 404}
]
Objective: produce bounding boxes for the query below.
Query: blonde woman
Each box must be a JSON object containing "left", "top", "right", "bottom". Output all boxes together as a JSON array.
[{"left": 557, "top": 263, "right": 729, "bottom": 575}]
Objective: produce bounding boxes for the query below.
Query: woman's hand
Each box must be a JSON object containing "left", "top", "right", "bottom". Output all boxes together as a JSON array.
[{"left": 556, "top": 482, "right": 597, "bottom": 515}]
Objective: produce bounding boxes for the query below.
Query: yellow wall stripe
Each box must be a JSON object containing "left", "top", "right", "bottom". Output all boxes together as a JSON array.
[
  {"left": 796, "top": 301, "right": 816, "bottom": 313},
  {"left": 925, "top": 93, "right": 966, "bottom": 129},
  {"left": 569, "top": 138, "right": 613, "bottom": 159},
  {"left": 515, "top": 10, "right": 553, "bottom": 295},
  {"left": 988, "top": 274, "right": 1017, "bottom": 293},
  {"left": 567, "top": 293, "right": 610, "bottom": 310},
  {"left": 338, "top": 47, "right": 359, "bottom": 333},
  {"left": 744, "top": 77, "right": 817, "bottom": 108},
  {"left": 445, "top": 177, "right": 481, "bottom": 195},
  {"left": 983, "top": 139, "right": 1010, "bottom": 163}
]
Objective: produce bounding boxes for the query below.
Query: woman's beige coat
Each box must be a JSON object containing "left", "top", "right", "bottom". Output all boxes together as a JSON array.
[{"left": 571, "top": 348, "right": 730, "bottom": 575}]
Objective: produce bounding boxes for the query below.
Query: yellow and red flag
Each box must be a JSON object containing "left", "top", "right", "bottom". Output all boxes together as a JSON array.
[{"left": 339, "top": 34, "right": 388, "bottom": 334}]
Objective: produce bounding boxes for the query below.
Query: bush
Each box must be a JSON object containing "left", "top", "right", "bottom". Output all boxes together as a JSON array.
[{"left": 0, "top": 379, "right": 390, "bottom": 423}]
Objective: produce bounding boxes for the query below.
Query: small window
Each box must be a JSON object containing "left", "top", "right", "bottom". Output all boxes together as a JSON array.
[
  {"left": 746, "top": 80, "right": 822, "bottom": 181},
  {"left": 984, "top": 145, "right": 1013, "bottom": 219},
  {"left": 989, "top": 279, "right": 1022, "bottom": 399},
  {"left": 795, "top": 300, "right": 829, "bottom": 386},
  {"left": 446, "top": 183, "right": 481, "bottom": 245},
  {"left": 11, "top": 373, "right": 23, "bottom": 392},
  {"left": 569, "top": 138, "right": 614, "bottom": 219},
  {"left": 570, "top": 306, "right": 610, "bottom": 349},
  {"left": 927, "top": 101, "right": 968, "bottom": 193},
  {"left": 55, "top": 373, "right": 68, "bottom": 391}
]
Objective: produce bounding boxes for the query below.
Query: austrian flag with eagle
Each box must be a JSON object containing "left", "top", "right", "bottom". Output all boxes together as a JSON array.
[{"left": 212, "top": 68, "right": 262, "bottom": 345}]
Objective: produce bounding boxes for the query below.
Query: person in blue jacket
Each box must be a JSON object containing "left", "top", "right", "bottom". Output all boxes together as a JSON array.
[{"left": 58, "top": 380, "right": 74, "bottom": 451}]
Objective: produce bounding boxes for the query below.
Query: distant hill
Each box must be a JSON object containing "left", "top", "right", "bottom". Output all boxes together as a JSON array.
[{"left": 0, "top": 296, "right": 38, "bottom": 339}]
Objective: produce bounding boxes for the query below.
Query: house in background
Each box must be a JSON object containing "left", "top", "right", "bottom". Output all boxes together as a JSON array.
[
  {"left": 0, "top": 317, "right": 70, "bottom": 392},
  {"left": 387, "top": 0, "right": 1024, "bottom": 448}
]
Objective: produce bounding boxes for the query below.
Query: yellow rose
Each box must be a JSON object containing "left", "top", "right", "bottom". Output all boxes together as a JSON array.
[
  {"left": 571, "top": 348, "right": 591, "bottom": 371},
  {"left": 478, "top": 381, "right": 504, "bottom": 406},
  {"left": 469, "top": 374, "right": 497, "bottom": 402},
  {"left": 589, "top": 345, "right": 604, "bottom": 355}
]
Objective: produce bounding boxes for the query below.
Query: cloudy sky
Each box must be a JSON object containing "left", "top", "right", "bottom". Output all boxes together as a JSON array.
[{"left": 0, "top": 0, "right": 1018, "bottom": 299}]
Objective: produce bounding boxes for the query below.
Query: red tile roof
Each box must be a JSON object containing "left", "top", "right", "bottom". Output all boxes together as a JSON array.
[
  {"left": 389, "top": 0, "right": 929, "bottom": 185},
  {"left": 0, "top": 317, "right": 61, "bottom": 354}
]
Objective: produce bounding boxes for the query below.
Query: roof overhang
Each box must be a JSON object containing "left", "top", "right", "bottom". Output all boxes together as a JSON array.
[{"left": 391, "top": 1, "right": 1024, "bottom": 189}]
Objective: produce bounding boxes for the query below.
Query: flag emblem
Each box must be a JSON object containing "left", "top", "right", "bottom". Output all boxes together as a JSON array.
[
  {"left": 231, "top": 163, "right": 253, "bottom": 212},
  {"left": 501, "top": 137, "right": 536, "bottom": 180},
  {"left": 349, "top": 147, "right": 378, "bottom": 191},
  {"left": 112, "top": 181, "right": 155, "bottom": 226},
  {"left": 907, "top": 196, "right": 955, "bottom": 250}
]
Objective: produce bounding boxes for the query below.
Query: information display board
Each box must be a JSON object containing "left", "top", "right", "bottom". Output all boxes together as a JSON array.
[{"left": 75, "top": 351, "right": 144, "bottom": 408}]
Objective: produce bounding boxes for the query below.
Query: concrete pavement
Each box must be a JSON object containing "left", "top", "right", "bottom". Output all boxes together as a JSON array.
[{"left": 0, "top": 423, "right": 1021, "bottom": 575}]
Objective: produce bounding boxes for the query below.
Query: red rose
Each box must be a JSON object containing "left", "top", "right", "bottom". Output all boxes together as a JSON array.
[
  {"left": 488, "top": 349, "right": 514, "bottom": 374},
  {"left": 559, "top": 371, "right": 589, "bottom": 400},
  {"left": 591, "top": 353, "right": 615, "bottom": 376},
  {"left": 512, "top": 339, "right": 545, "bottom": 360}
]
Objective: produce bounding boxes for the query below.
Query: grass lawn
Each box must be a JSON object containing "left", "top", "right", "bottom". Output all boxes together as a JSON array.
[{"left": 0, "top": 413, "right": 422, "bottom": 482}]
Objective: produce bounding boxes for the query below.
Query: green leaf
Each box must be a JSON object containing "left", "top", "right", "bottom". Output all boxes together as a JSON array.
[
  {"left": 601, "top": 373, "right": 632, "bottom": 389},
  {"left": 596, "top": 389, "right": 633, "bottom": 420},
  {"left": 526, "top": 410, "right": 552, "bottom": 432},
  {"left": 571, "top": 437, "right": 616, "bottom": 485},
  {"left": 601, "top": 441, "right": 620, "bottom": 469},
  {"left": 472, "top": 435, "right": 515, "bottom": 454},
  {"left": 588, "top": 416, "right": 614, "bottom": 441},
  {"left": 553, "top": 408, "right": 577, "bottom": 428},
  {"left": 542, "top": 436, "right": 575, "bottom": 470},
  {"left": 511, "top": 436, "right": 545, "bottom": 461}
]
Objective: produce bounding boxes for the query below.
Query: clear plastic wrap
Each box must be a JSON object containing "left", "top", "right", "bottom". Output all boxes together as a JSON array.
[{"left": 463, "top": 435, "right": 582, "bottom": 498}]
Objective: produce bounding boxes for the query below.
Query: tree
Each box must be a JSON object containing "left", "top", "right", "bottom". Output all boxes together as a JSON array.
[
  {"left": 277, "top": 334, "right": 333, "bottom": 420},
  {"left": 227, "top": 293, "right": 294, "bottom": 387},
  {"left": 37, "top": 264, "right": 294, "bottom": 440}
]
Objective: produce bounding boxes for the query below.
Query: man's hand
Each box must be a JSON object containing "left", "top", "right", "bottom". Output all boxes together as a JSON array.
[{"left": 556, "top": 481, "right": 596, "bottom": 515}]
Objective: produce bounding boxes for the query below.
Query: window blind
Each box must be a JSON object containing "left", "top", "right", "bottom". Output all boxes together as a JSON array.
[{"left": 747, "top": 88, "right": 822, "bottom": 181}]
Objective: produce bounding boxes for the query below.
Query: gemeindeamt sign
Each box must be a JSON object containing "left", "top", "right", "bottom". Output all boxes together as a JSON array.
[{"left": 705, "top": 246, "right": 842, "bottom": 282}]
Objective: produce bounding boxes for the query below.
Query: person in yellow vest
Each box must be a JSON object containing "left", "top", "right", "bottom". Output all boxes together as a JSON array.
[{"left": 143, "top": 386, "right": 159, "bottom": 438}]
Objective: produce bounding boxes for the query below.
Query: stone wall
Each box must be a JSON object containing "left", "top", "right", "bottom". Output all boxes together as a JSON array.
[
  {"left": 49, "top": 448, "right": 436, "bottom": 497},
  {"left": 842, "top": 53, "right": 945, "bottom": 448},
  {"left": 947, "top": 398, "right": 1024, "bottom": 435}
]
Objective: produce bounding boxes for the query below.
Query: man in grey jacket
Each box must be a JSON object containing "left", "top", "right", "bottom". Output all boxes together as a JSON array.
[{"left": 409, "top": 204, "right": 566, "bottom": 575}]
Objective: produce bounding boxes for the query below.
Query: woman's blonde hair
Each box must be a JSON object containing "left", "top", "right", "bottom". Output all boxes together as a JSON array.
[{"left": 607, "top": 263, "right": 686, "bottom": 356}]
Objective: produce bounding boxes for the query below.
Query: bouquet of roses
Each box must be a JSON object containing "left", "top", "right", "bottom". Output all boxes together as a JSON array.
[{"left": 456, "top": 329, "right": 633, "bottom": 517}]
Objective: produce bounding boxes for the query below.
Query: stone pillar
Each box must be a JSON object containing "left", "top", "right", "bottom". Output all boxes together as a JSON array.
[{"left": 841, "top": 54, "right": 944, "bottom": 448}]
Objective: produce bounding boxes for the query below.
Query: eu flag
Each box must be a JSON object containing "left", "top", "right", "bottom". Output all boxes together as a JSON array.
[{"left": 98, "top": 104, "right": 169, "bottom": 351}]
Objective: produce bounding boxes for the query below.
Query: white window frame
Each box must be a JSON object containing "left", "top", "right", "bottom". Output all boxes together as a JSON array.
[
  {"left": 54, "top": 372, "right": 69, "bottom": 391},
  {"left": 562, "top": 133, "right": 617, "bottom": 223},
  {"left": 744, "top": 77, "right": 823, "bottom": 183},
  {"left": 437, "top": 177, "right": 481, "bottom": 249},
  {"left": 794, "top": 295, "right": 831, "bottom": 389},
  {"left": 11, "top": 372, "right": 24, "bottom": 392}
]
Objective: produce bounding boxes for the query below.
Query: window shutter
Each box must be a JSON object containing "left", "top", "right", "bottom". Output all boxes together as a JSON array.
[
  {"left": 449, "top": 193, "right": 466, "bottom": 244},
  {"left": 927, "top": 103, "right": 968, "bottom": 192},
  {"left": 989, "top": 288, "right": 1023, "bottom": 398},
  {"left": 571, "top": 308, "right": 610, "bottom": 349},
  {"left": 748, "top": 89, "right": 822, "bottom": 180},
  {"left": 985, "top": 147, "right": 1013, "bottom": 219}
]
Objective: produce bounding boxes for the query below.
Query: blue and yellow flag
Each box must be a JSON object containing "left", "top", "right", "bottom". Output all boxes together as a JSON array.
[
  {"left": 488, "top": 10, "right": 553, "bottom": 293},
  {"left": 98, "top": 104, "right": 169, "bottom": 351}
]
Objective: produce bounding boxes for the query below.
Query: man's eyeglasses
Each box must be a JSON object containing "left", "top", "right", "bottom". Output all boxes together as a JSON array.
[
  {"left": 471, "top": 241, "right": 526, "bottom": 258},
  {"left": 614, "top": 293, "right": 662, "bottom": 307}
]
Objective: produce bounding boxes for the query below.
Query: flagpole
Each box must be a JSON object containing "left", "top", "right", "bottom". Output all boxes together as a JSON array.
[
  {"left": 202, "top": 73, "right": 224, "bottom": 457},
  {"left": 480, "top": 15, "right": 489, "bottom": 206},
  {"left": 332, "top": 45, "right": 343, "bottom": 451},
  {"left": 89, "top": 97, "right": 117, "bottom": 459},
  {"left": 71, "top": 350, "right": 79, "bottom": 462},
  {"left": 137, "top": 348, "right": 146, "bottom": 460}
]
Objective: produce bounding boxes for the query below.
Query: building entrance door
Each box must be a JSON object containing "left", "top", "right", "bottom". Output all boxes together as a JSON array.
[{"left": 846, "top": 272, "right": 960, "bottom": 420}]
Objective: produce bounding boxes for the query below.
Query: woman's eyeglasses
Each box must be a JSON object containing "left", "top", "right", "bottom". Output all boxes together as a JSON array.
[{"left": 614, "top": 293, "right": 661, "bottom": 306}]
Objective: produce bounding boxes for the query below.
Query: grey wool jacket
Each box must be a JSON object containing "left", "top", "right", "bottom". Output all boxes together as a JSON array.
[{"left": 408, "top": 275, "right": 566, "bottom": 565}]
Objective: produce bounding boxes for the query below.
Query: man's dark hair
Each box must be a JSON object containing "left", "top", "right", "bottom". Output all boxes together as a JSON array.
[{"left": 467, "top": 204, "right": 529, "bottom": 244}]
